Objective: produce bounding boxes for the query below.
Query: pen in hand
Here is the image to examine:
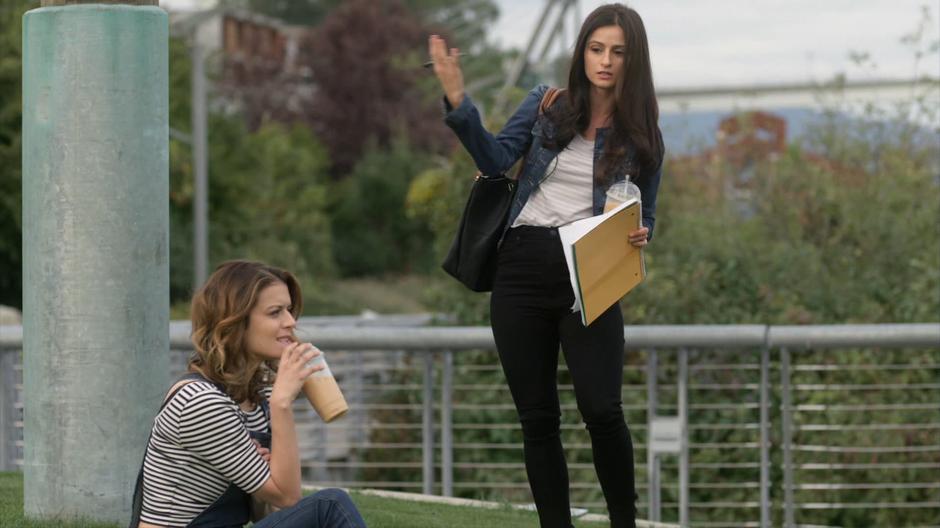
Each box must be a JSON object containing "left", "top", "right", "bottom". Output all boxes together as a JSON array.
[{"left": 422, "top": 53, "right": 467, "bottom": 68}]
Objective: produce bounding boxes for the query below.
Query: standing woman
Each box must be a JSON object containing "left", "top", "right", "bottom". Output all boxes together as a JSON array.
[
  {"left": 131, "top": 260, "right": 367, "bottom": 528},
  {"left": 429, "top": 4, "right": 663, "bottom": 527}
]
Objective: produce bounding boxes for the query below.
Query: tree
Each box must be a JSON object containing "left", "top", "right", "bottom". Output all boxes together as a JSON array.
[
  {"left": 237, "top": 0, "right": 341, "bottom": 26},
  {"left": 208, "top": 118, "right": 335, "bottom": 287},
  {"left": 330, "top": 138, "right": 435, "bottom": 277},
  {"left": 216, "top": 0, "right": 509, "bottom": 177},
  {"left": 166, "top": 38, "right": 334, "bottom": 308},
  {"left": 408, "top": 0, "right": 499, "bottom": 45},
  {"left": 301, "top": 0, "right": 451, "bottom": 174},
  {"left": 0, "top": 1, "right": 38, "bottom": 309},
  {"left": 411, "top": 0, "right": 510, "bottom": 106},
  {"left": 404, "top": 87, "right": 532, "bottom": 323}
]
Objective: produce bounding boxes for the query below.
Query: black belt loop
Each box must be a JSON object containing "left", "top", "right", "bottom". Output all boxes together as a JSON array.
[{"left": 507, "top": 225, "right": 560, "bottom": 239}]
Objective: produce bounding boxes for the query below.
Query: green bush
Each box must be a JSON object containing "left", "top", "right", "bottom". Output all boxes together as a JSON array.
[
  {"left": 329, "top": 138, "right": 436, "bottom": 277},
  {"left": 409, "top": 93, "right": 940, "bottom": 326},
  {"left": 167, "top": 112, "right": 335, "bottom": 307}
]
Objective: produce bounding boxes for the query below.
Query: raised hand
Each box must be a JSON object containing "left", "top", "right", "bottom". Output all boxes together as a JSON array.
[{"left": 428, "top": 34, "right": 465, "bottom": 108}]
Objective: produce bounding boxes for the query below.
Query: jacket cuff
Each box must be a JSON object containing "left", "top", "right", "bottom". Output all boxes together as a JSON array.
[{"left": 442, "top": 94, "right": 476, "bottom": 130}]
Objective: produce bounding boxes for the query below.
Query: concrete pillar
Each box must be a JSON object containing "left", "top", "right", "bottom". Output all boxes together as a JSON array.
[{"left": 21, "top": 1, "right": 168, "bottom": 523}]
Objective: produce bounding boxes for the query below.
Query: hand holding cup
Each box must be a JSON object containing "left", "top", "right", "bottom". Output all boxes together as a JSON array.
[
  {"left": 271, "top": 342, "right": 322, "bottom": 404},
  {"left": 301, "top": 348, "right": 349, "bottom": 423}
]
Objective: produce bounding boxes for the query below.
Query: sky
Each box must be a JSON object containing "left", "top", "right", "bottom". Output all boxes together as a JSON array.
[
  {"left": 161, "top": 0, "right": 939, "bottom": 89},
  {"left": 490, "top": 0, "right": 938, "bottom": 88}
]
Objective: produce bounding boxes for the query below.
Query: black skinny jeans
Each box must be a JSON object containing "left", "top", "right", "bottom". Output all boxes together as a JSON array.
[{"left": 490, "top": 226, "right": 637, "bottom": 528}]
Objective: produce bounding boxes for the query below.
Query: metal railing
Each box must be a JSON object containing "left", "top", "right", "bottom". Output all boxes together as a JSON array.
[{"left": 1, "top": 323, "right": 938, "bottom": 527}]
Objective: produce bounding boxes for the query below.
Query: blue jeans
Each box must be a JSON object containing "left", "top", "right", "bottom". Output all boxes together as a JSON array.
[{"left": 253, "top": 489, "right": 367, "bottom": 528}]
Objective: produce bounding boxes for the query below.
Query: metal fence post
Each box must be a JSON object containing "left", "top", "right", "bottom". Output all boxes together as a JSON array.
[
  {"left": 313, "top": 410, "right": 328, "bottom": 480},
  {"left": 0, "top": 350, "right": 13, "bottom": 471},
  {"left": 781, "top": 347, "right": 794, "bottom": 527},
  {"left": 678, "top": 348, "right": 689, "bottom": 527},
  {"left": 760, "top": 333, "right": 770, "bottom": 528},
  {"left": 422, "top": 351, "right": 436, "bottom": 495},
  {"left": 350, "top": 362, "right": 366, "bottom": 460},
  {"left": 441, "top": 350, "right": 454, "bottom": 497},
  {"left": 191, "top": 37, "right": 208, "bottom": 289},
  {"left": 646, "top": 349, "right": 659, "bottom": 522}
]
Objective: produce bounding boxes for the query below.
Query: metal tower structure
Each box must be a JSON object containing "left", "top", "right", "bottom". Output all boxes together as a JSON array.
[{"left": 493, "top": 0, "right": 580, "bottom": 116}]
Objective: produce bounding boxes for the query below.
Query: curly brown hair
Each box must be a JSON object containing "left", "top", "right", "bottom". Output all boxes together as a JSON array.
[{"left": 188, "top": 260, "right": 303, "bottom": 404}]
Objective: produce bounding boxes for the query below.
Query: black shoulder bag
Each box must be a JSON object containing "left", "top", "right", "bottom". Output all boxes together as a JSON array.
[{"left": 442, "top": 87, "right": 561, "bottom": 292}]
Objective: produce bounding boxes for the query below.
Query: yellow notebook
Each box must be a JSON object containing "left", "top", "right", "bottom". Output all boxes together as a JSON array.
[{"left": 559, "top": 199, "right": 646, "bottom": 326}]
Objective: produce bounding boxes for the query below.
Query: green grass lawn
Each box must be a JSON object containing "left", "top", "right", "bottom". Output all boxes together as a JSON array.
[
  {"left": 0, "top": 472, "right": 605, "bottom": 528},
  {"left": 1, "top": 474, "right": 115, "bottom": 527}
]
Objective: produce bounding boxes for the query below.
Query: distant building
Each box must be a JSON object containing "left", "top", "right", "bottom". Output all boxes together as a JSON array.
[
  {"left": 668, "top": 111, "right": 783, "bottom": 206},
  {"left": 715, "top": 111, "right": 787, "bottom": 167},
  {"left": 669, "top": 110, "right": 852, "bottom": 211},
  {"left": 168, "top": 7, "right": 314, "bottom": 127},
  {"left": 219, "top": 10, "right": 311, "bottom": 84}
]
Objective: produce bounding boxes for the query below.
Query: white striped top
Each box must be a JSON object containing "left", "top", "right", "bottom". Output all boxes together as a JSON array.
[
  {"left": 139, "top": 381, "right": 272, "bottom": 527},
  {"left": 512, "top": 134, "right": 595, "bottom": 228}
]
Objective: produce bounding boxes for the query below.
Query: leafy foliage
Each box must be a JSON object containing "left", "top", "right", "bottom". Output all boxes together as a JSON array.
[
  {"left": 330, "top": 138, "right": 435, "bottom": 277},
  {"left": 208, "top": 119, "right": 334, "bottom": 284},
  {"left": 405, "top": 88, "right": 530, "bottom": 324},
  {"left": 0, "top": 1, "right": 34, "bottom": 309},
  {"left": 168, "top": 111, "right": 334, "bottom": 304},
  {"left": 239, "top": 0, "right": 342, "bottom": 26},
  {"left": 167, "top": 38, "right": 334, "bottom": 305},
  {"left": 301, "top": 0, "right": 451, "bottom": 175},
  {"left": 410, "top": 91, "right": 940, "bottom": 326}
]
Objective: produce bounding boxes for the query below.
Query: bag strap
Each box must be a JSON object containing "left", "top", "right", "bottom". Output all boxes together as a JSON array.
[
  {"left": 539, "top": 86, "right": 562, "bottom": 114},
  {"left": 525, "top": 87, "right": 563, "bottom": 184},
  {"left": 127, "top": 372, "right": 221, "bottom": 528},
  {"left": 476, "top": 86, "right": 565, "bottom": 182},
  {"left": 518, "top": 87, "right": 563, "bottom": 177},
  {"left": 520, "top": 86, "right": 562, "bottom": 170},
  {"left": 161, "top": 372, "right": 213, "bottom": 406}
]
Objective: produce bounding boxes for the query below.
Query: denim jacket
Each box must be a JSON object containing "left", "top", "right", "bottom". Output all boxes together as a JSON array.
[{"left": 444, "top": 84, "right": 663, "bottom": 240}]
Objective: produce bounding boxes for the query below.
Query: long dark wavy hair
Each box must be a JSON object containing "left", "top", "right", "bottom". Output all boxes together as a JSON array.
[
  {"left": 188, "top": 260, "right": 303, "bottom": 405},
  {"left": 543, "top": 3, "right": 664, "bottom": 185}
]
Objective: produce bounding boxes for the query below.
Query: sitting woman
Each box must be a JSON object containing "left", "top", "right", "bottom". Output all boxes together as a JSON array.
[{"left": 130, "top": 260, "right": 367, "bottom": 528}]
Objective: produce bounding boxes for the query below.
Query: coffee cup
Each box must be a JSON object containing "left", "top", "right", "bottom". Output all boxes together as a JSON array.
[
  {"left": 302, "top": 352, "right": 348, "bottom": 422},
  {"left": 604, "top": 179, "right": 642, "bottom": 213}
]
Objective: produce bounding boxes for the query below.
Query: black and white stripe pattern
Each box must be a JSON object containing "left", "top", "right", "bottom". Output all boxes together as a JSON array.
[{"left": 139, "top": 381, "right": 271, "bottom": 527}]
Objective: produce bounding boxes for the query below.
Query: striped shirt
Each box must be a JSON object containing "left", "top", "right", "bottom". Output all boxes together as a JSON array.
[
  {"left": 512, "top": 134, "right": 595, "bottom": 228},
  {"left": 139, "top": 381, "right": 272, "bottom": 527}
]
